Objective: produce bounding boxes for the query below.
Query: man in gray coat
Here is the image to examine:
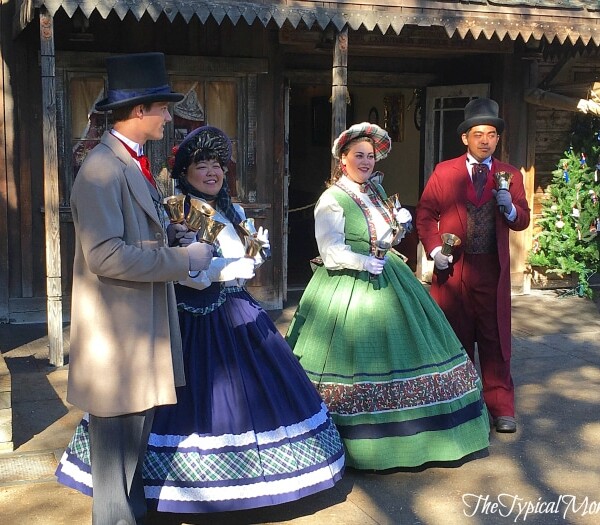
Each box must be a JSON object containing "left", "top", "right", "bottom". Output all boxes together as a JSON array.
[{"left": 68, "top": 52, "right": 212, "bottom": 524}]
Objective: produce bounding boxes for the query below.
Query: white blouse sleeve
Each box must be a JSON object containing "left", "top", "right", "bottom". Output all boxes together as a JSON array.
[{"left": 314, "top": 192, "right": 369, "bottom": 271}]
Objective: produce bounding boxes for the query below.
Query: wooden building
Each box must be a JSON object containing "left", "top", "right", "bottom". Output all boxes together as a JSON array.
[{"left": 2, "top": 1, "right": 600, "bottom": 364}]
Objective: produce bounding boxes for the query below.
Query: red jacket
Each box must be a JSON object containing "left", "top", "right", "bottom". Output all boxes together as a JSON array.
[{"left": 416, "top": 154, "right": 530, "bottom": 359}]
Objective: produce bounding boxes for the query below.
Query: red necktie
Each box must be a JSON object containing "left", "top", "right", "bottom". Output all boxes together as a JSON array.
[
  {"left": 472, "top": 163, "right": 488, "bottom": 200},
  {"left": 116, "top": 139, "right": 157, "bottom": 189}
]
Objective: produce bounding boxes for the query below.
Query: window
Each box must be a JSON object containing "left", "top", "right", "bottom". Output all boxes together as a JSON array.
[
  {"left": 58, "top": 54, "right": 266, "bottom": 208},
  {"left": 62, "top": 75, "right": 241, "bottom": 201},
  {"left": 69, "top": 75, "right": 111, "bottom": 196},
  {"left": 169, "top": 79, "right": 239, "bottom": 198}
]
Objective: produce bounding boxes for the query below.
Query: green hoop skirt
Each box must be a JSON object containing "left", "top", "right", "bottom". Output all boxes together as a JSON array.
[{"left": 286, "top": 252, "right": 490, "bottom": 470}]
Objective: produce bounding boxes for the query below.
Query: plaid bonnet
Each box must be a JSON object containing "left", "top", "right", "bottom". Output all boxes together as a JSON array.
[{"left": 331, "top": 122, "right": 392, "bottom": 162}]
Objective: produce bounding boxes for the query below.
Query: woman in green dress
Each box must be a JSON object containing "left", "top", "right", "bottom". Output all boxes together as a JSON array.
[{"left": 286, "top": 122, "right": 490, "bottom": 470}]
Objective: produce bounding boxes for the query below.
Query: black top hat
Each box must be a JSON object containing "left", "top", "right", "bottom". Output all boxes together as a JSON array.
[
  {"left": 457, "top": 98, "right": 505, "bottom": 135},
  {"left": 95, "top": 52, "right": 184, "bottom": 112}
]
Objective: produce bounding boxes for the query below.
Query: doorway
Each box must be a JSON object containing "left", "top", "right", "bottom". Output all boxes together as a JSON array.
[
  {"left": 415, "top": 83, "right": 491, "bottom": 280},
  {"left": 286, "top": 83, "right": 427, "bottom": 289},
  {"left": 423, "top": 84, "right": 490, "bottom": 185},
  {"left": 286, "top": 85, "right": 332, "bottom": 289}
]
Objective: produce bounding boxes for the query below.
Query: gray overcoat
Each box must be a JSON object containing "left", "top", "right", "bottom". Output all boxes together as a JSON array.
[{"left": 68, "top": 131, "right": 189, "bottom": 417}]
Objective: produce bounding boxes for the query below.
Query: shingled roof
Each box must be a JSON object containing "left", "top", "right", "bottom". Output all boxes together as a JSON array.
[{"left": 15, "top": 0, "right": 600, "bottom": 45}]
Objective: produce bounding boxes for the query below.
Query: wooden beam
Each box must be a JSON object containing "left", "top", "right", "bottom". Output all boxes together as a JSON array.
[
  {"left": 39, "top": 10, "right": 64, "bottom": 367},
  {"left": 331, "top": 26, "right": 348, "bottom": 173},
  {"left": 0, "top": 0, "right": 10, "bottom": 321},
  {"left": 285, "top": 69, "right": 436, "bottom": 87},
  {"left": 519, "top": 166, "right": 536, "bottom": 294},
  {"left": 524, "top": 87, "right": 600, "bottom": 115}
]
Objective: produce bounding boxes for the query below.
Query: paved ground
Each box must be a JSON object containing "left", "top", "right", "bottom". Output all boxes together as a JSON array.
[{"left": 1, "top": 289, "right": 600, "bottom": 524}]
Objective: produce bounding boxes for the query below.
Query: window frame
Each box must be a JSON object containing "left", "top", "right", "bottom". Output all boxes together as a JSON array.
[{"left": 56, "top": 52, "right": 268, "bottom": 208}]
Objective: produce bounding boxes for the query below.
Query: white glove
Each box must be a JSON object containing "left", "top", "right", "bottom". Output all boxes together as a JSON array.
[
  {"left": 207, "top": 257, "right": 256, "bottom": 282},
  {"left": 229, "top": 257, "right": 256, "bottom": 280},
  {"left": 256, "top": 226, "right": 270, "bottom": 248},
  {"left": 186, "top": 242, "right": 213, "bottom": 272},
  {"left": 256, "top": 226, "right": 271, "bottom": 261},
  {"left": 433, "top": 250, "right": 453, "bottom": 270},
  {"left": 364, "top": 255, "right": 386, "bottom": 275},
  {"left": 394, "top": 207, "right": 412, "bottom": 224}
]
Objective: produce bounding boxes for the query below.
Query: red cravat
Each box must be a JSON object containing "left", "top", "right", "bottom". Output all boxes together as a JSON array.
[
  {"left": 116, "top": 138, "right": 157, "bottom": 189},
  {"left": 472, "top": 163, "right": 489, "bottom": 200}
]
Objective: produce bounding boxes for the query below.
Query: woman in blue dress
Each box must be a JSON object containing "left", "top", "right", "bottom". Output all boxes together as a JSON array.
[
  {"left": 56, "top": 126, "right": 345, "bottom": 513},
  {"left": 286, "top": 122, "right": 490, "bottom": 470}
]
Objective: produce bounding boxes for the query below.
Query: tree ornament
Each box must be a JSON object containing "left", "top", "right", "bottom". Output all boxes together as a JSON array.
[
  {"left": 563, "top": 161, "right": 570, "bottom": 182},
  {"left": 528, "top": 116, "right": 600, "bottom": 297}
]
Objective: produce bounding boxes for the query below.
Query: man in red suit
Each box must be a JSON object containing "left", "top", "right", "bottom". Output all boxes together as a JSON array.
[{"left": 416, "top": 98, "right": 530, "bottom": 433}]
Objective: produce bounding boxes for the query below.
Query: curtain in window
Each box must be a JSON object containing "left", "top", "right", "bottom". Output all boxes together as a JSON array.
[
  {"left": 70, "top": 77, "right": 107, "bottom": 178},
  {"left": 172, "top": 80, "right": 238, "bottom": 197}
]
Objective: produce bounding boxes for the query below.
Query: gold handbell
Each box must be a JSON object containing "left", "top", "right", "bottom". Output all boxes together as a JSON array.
[
  {"left": 441, "top": 233, "right": 462, "bottom": 256},
  {"left": 244, "top": 235, "right": 263, "bottom": 258},
  {"left": 162, "top": 194, "right": 186, "bottom": 224},
  {"left": 374, "top": 240, "right": 392, "bottom": 260},
  {"left": 383, "top": 193, "right": 402, "bottom": 235},
  {"left": 384, "top": 193, "right": 399, "bottom": 218},
  {"left": 189, "top": 198, "right": 217, "bottom": 217},
  {"left": 390, "top": 224, "right": 406, "bottom": 245},
  {"left": 185, "top": 198, "right": 225, "bottom": 244},
  {"left": 239, "top": 218, "right": 271, "bottom": 260},
  {"left": 239, "top": 218, "right": 257, "bottom": 236},
  {"left": 369, "top": 239, "right": 391, "bottom": 283},
  {"left": 196, "top": 216, "right": 226, "bottom": 244},
  {"left": 384, "top": 193, "right": 400, "bottom": 214},
  {"left": 494, "top": 171, "right": 513, "bottom": 190},
  {"left": 185, "top": 198, "right": 217, "bottom": 232},
  {"left": 384, "top": 194, "right": 406, "bottom": 246},
  {"left": 493, "top": 172, "right": 514, "bottom": 213}
]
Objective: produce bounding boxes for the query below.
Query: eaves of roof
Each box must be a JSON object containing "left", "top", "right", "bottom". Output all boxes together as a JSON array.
[{"left": 14, "top": 0, "right": 600, "bottom": 46}]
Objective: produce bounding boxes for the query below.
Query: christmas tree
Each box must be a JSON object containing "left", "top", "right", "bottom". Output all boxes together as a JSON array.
[{"left": 528, "top": 116, "right": 600, "bottom": 297}]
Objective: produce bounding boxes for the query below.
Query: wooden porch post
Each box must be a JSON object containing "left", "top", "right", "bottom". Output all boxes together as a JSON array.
[
  {"left": 331, "top": 26, "right": 348, "bottom": 171},
  {"left": 39, "top": 10, "right": 64, "bottom": 366},
  {"left": 0, "top": 0, "right": 10, "bottom": 321}
]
